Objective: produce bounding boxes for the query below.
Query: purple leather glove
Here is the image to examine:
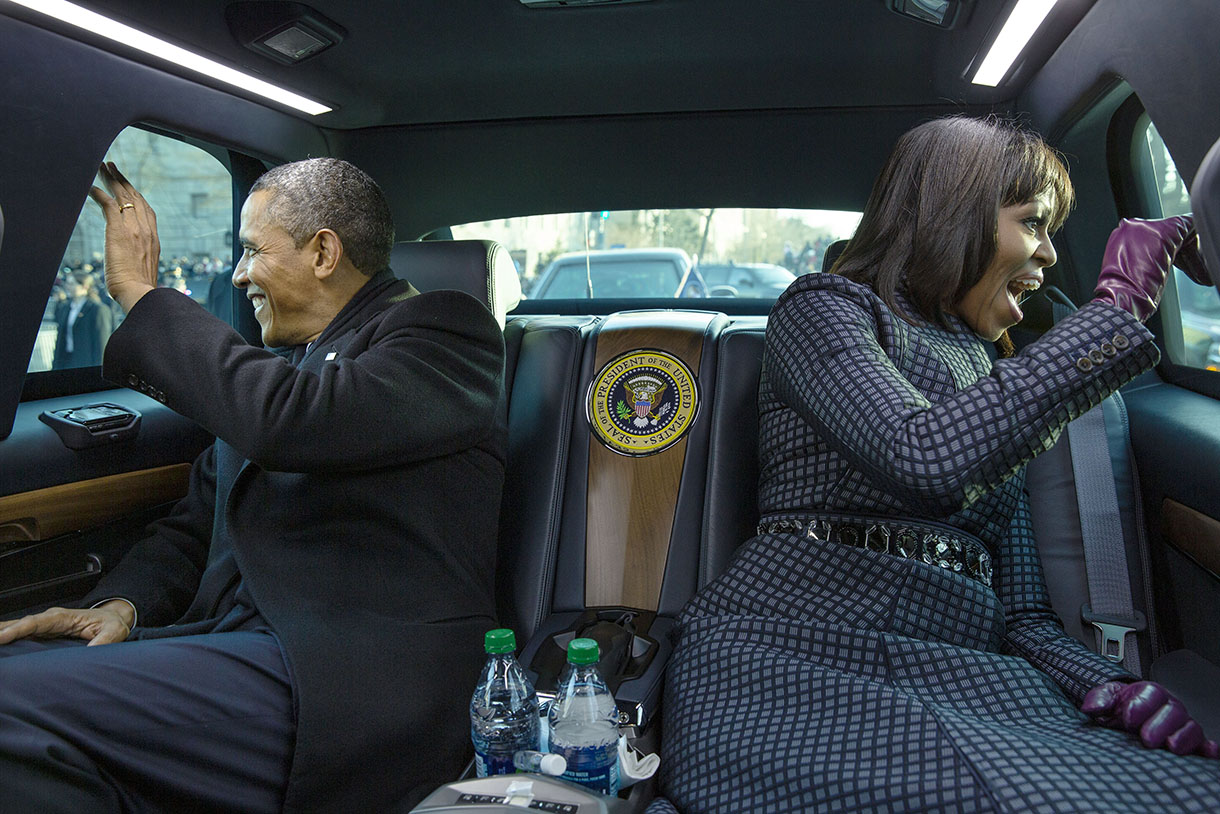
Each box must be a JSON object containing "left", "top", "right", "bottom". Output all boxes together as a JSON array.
[
  {"left": 1091, "top": 216, "right": 1209, "bottom": 321},
  {"left": 1082, "top": 680, "right": 1220, "bottom": 757}
]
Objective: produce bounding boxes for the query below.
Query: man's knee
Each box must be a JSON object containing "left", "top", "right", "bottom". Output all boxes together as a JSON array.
[
  {"left": 0, "top": 735, "right": 122, "bottom": 814},
  {"left": 0, "top": 658, "right": 123, "bottom": 814},
  {"left": 0, "top": 638, "right": 87, "bottom": 696},
  {"left": 0, "top": 641, "right": 68, "bottom": 710}
]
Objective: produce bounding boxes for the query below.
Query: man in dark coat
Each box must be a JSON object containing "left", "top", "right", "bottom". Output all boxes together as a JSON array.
[
  {"left": 0, "top": 158, "right": 506, "bottom": 811},
  {"left": 51, "top": 270, "right": 113, "bottom": 368}
]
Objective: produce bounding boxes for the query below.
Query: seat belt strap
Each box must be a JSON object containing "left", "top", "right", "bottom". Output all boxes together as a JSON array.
[
  {"left": 1067, "top": 409, "right": 1145, "bottom": 674},
  {"left": 1053, "top": 297, "right": 1144, "bottom": 674}
]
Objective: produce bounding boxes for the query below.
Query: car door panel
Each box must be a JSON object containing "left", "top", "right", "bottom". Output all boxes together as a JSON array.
[
  {"left": 1124, "top": 382, "right": 1220, "bottom": 664},
  {"left": 0, "top": 390, "right": 211, "bottom": 617}
]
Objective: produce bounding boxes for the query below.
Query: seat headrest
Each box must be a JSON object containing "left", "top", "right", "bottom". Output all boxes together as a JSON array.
[
  {"left": 389, "top": 239, "right": 523, "bottom": 328},
  {"left": 822, "top": 238, "right": 849, "bottom": 273}
]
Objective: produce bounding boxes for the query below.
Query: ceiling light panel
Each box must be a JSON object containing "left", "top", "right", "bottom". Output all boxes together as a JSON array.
[
  {"left": 3, "top": 0, "right": 332, "bottom": 115},
  {"left": 971, "top": 0, "right": 1059, "bottom": 87}
]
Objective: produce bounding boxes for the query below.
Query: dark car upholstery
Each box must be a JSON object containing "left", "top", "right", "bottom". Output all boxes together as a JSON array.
[{"left": 390, "top": 239, "right": 522, "bottom": 328}]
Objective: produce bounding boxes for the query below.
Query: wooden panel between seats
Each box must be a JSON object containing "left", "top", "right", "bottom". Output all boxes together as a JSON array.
[
  {"left": 0, "top": 465, "right": 191, "bottom": 545},
  {"left": 585, "top": 311, "right": 712, "bottom": 610},
  {"left": 1162, "top": 499, "right": 1220, "bottom": 580}
]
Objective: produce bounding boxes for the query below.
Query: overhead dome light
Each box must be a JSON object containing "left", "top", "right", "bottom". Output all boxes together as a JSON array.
[
  {"left": 225, "top": 2, "right": 345, "bottom": 66},
  {"left": 4, "top": 0, "right": 333, "bottom": 115},
  {"left": 971, "top": 0, "right": 1060, "bottom": 87},
  {"left": 888, "top": 0, "right": 960, "bottom": 29}
]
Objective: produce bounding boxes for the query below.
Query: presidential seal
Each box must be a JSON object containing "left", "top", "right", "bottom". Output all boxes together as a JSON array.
[{"left": 587, "top": 349, "right": 699, "bottom": 456}]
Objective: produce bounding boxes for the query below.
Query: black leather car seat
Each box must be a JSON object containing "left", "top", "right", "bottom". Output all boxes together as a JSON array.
[{"left": 389, "top": 239, "right": 522, "bottom": 328}]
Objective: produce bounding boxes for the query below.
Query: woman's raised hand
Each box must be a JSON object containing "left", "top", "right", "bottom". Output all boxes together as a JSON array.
[
  {"left": 1091, "top": 216, "right": 1208, "bottom": 321},
  {"left": 1083, "top": 679, "right": 1219, "bottom": 757}
]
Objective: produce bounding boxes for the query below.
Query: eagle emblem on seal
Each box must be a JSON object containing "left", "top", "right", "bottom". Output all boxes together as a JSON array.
[
  {"left": 587, "top": 349, "right": 699, "bottom": 457},
  {"left": 619, "top": 374, "right": 670, "bottom": 428}
]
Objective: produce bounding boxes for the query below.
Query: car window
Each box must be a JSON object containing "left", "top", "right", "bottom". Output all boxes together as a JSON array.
[
  {"left": 27, "top": 126, "right": 233, "bottom": 373},
  {"left": 1141, "top": 121, "right": 1220, "bottom": 372},
  {"left": 538, "top": 256, "right": 683, "bottom": 299},
  {"left": 451, "top": 208, "right": 861, "bottom": 304},
  {"left": 754, "top": 265, "right": 797, "bottom": 285}
]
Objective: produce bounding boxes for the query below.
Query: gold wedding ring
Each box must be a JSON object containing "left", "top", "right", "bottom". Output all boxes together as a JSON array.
[{"left": 118, "top": 203, "right": 135, "bottom": 212}]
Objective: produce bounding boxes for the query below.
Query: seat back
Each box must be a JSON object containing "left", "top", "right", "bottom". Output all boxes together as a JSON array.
[
  {"left": 698, "top": 318, "right": 766, "bottom": 587},
  {"left": 389, "top": 239, "right": 522, "bottom": 327},
  {"left": 497, "top": 314, "right": 597, "bottom": 640},
  {"left": 822, "top": 238, "right": 848, "bottom": 273}
]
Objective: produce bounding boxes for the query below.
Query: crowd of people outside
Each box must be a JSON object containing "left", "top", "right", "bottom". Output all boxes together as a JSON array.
[
  {"left": 35, "top": 254, "right": 232, "bottom": 372},
  {"left": 781, "top": 235, "right": 840, "bottom": 276}
]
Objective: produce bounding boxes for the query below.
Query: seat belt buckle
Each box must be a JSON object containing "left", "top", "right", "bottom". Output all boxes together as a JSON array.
[{"left": 1081, "top": 604, "right": 1146, "bottom": 663}]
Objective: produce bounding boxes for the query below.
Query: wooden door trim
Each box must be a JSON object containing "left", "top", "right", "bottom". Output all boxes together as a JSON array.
[{"left": 0, "top": 464, "right": 191, "bottom": 545}]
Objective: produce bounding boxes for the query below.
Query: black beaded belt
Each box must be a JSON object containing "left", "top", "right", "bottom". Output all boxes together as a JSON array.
[{"left": 756, "top": 516, "right": 994, "bottom": 588}]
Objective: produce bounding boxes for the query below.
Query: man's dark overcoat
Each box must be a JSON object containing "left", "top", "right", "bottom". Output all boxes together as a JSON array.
[
  {"left": 53, "top": 297, "right": 112, "bottom": 368},
  {"left": 86, "top": 269, "right": 506, "bottom": 811}
]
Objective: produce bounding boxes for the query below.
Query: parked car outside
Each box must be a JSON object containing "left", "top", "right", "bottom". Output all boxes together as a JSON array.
[
  {"left": 697, "top": 261, "right": 795, "bottom": 298},
  {"left": 530, "top": 248, "right": 706, "bottom": 299}
]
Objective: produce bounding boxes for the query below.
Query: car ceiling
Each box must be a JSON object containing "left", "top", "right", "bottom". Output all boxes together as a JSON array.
[{"left": 69, "top": 0, "right": 1097, "bottom": 131}]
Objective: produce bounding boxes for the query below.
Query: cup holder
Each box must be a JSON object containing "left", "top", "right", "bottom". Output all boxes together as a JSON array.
[{"left": 528, "top": 607, "right": 659, "bottom": 696}]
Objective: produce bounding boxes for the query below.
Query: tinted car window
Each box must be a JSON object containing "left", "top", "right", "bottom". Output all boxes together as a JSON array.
[
  {"left": 27, "top": 127, "right": 233, "bottom": 373},
  {"left": 451, "top": 208, "right": 860, "bottom": 305},
  {"left": 697, "top": 262, "right": 795, "bottom": 298},
  {"left": 754, "top": 265, "right": 797, "bottom": 285},
  {"left": 538, "top": 257, "right": 682, "bottom": 299}
]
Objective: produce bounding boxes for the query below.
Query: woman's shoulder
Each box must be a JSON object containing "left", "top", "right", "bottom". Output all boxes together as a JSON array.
[
  {"left": 771, "top": 272, "right": 890, "bottom": 321},
  {"left": 767, "top": 272, "right": 912, "bottom": 360}
]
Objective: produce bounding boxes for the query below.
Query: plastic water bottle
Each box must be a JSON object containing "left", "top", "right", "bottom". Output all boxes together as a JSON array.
[
  {"left": 548, "top": 637, "right": 621, "bottom": 795},
  {"left": 470, "top": 628, "right": 540, "bottom": 777}
]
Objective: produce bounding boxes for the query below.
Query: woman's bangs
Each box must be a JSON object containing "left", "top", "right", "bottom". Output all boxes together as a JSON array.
[{"left": 1002, "top": 138, "right": 1075, "bottom": 232}]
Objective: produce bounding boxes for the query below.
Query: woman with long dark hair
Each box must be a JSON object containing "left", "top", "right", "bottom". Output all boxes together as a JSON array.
[{"left": 649, "top": 116, "right": 1218, "bottom": 813}]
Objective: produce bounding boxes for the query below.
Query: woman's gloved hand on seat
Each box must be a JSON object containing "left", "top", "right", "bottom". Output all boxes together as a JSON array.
[
  {"left": 1082, "top": 679, "right": 1220, "bottom": 757},
  {"left": 1092, "top": 215, "right": 1212, "bottom": 322}
]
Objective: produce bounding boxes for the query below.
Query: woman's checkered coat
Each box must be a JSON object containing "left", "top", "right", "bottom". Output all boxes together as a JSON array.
[{"left": 648, "top": 273, "right": 1220, "bottom": 813}]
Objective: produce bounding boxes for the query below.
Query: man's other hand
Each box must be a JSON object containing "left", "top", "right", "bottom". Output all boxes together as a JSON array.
[{"left": 0, "top": 601, "right": 134, "bottom": 647}]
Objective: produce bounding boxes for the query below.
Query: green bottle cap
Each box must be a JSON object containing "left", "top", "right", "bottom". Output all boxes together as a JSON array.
[
  {"left": 567, "top": 637, "right": 600, "bottom": 665},
  {"left": 484, "top": 628, "right": 516, "bottom": 654}
]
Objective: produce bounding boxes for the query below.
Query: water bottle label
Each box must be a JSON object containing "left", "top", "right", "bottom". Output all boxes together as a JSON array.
[
  {"left": 555, "top": 743, "right": 619, "bottom": 795},
  {"left": 474, "top": 749, "right": 517, "bottom": 777}
]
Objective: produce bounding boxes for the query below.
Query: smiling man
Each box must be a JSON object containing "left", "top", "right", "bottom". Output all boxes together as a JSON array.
[{"left": 0, "top": 158, "right": 506, "bottom": 812}]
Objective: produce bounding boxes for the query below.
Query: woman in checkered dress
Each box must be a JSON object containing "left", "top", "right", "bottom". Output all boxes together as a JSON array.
[{"left": 646, "top": 116, "right": 1220, "bottom": 813}]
